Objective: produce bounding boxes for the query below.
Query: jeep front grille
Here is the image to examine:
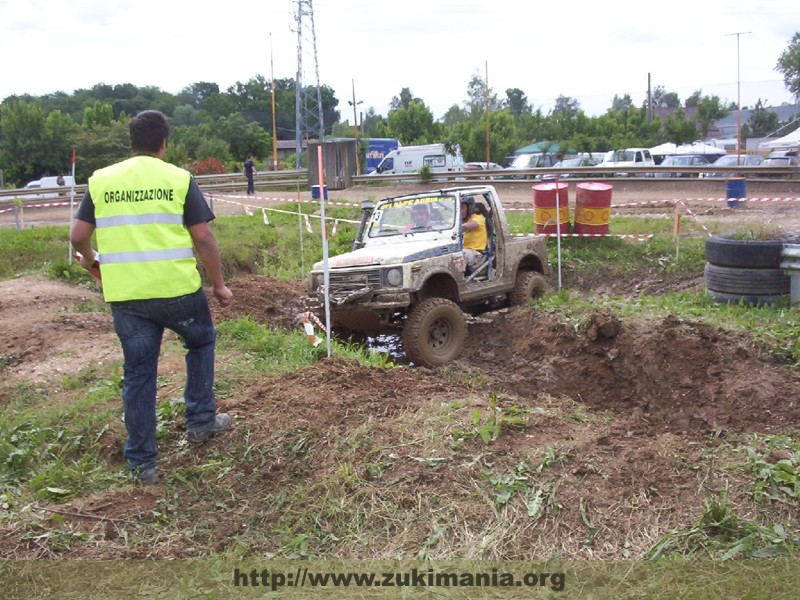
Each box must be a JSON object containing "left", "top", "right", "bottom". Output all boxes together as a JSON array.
[{"left": 328, "top": 269, "right": 383, "bottom": 290}]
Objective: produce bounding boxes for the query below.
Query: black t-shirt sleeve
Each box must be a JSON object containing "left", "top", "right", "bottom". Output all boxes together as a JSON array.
[
  {"left": 183, "top": 177, "right": 215, "bottom": 227},
  {"left": 75, "top": 190, "right": 96, "bottom": 225}
]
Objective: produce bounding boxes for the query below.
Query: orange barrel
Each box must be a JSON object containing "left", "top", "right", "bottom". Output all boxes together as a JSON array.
[
  {"left": 532, "top": 182, "right": 569, "bottom": 235},
  {"left": 574, "top": 182, "right": 612, "bottom": 235}
]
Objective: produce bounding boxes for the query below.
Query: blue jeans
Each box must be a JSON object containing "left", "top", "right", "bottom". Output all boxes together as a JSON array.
[{"left": 111, "top": 288, "right": 217, "bottom": 473}]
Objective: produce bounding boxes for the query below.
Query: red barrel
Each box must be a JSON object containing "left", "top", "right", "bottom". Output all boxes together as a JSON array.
[
  {"left": 532, "top": 182, "right": 569, "bottom": 235},
  {"left": 574, "top": 182, "right": 612, "bottom": 235}
]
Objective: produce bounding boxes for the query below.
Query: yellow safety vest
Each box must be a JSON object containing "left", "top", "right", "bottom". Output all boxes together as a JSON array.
[
  {"left": 463, "top": 214, "right": 487, "bottom": 250},
  {"left": 89, "top": 156, "right": 200, "bottom": 302}
]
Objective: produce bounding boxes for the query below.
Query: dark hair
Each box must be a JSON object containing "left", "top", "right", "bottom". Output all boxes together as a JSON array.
[{"left": 129, "top": 110, "right": 170, "bottom": 154}]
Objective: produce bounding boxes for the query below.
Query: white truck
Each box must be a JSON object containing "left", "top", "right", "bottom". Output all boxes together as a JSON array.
[
  {"left": 370, "top": 143, "right": 465, "bottom": 176},
  {"left": 306, "top": 185, "right": 551, "bottom": 367},
  {"left": 596, "top": 148, "right": 655, "bottom": 177}
]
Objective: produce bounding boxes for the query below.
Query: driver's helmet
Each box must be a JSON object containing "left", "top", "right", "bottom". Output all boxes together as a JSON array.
[
  {"left": 410, "top": 202, "right": 431, "bottom": 224},
  {"left": 460, "top": 196, "right": 475, "bottom": 217}
]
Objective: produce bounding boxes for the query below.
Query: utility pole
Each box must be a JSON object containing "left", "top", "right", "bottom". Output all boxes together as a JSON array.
[
  {"left": 270, "top": 33, "right": 278, "bottom": 171},
  {"left": 485, "top": 60, "right": 490, "bottom": 168},
  {"left": 349, "top": 79, "right": 363, "bottom": 176},
  {"left": 727, "top": 31, "right": 751, "bottom": 166}
]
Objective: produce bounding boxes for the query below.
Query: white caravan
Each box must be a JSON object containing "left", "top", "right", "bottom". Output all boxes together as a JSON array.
[{"left": 371, "top": 143, "right": 464, "bottom": 175}]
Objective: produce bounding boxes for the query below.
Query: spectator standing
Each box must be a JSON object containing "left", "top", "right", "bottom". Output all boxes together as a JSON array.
[{"left": 244, "top": 154, "right": 257, "bottom": 196}]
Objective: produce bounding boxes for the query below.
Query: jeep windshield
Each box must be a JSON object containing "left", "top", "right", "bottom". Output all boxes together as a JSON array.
[{"left": 367, "top": 195, "right": 457, "bottom": 238}]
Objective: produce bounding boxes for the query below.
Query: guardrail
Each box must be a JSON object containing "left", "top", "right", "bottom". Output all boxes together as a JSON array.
[
  {"left": 0, "top": 170, "right": 309, "bottom": 203},
  {"left": 352, "top": 164, "right": 798, "bottom": 184}
]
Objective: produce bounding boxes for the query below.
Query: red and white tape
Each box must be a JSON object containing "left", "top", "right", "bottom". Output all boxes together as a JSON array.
[{"left": 302, "top": 311, "right": 327, "bottom": 346}]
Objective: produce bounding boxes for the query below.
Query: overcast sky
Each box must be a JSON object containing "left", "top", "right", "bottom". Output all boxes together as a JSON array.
[{"left": 1, "top": 0, "right": 796, "bottom": 120}]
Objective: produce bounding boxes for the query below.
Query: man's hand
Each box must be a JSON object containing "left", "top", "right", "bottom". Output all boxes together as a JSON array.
[
  {"left": 214, "top": 284, "right": 233, "bottom": 307},
  {"left": 79, "top": 252, "right": 96, "bottom": 270}
]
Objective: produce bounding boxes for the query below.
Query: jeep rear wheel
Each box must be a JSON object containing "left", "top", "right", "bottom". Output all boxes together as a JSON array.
[
  {"left": 402, "top": 298, "right": 466, "bottom": 367},
  {"left": 509, "top": 271, "right": 547, "bottom": 306}
]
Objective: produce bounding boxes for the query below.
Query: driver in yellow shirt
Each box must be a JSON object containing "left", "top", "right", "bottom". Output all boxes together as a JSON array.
[{"left": 460, "top": 196, "right": 487, "bottom": 269}]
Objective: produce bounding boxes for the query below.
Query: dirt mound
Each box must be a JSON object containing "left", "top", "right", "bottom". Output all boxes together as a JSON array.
[
  {"left": 461, "top": 307, "right": 798, "bottom": 434},
  {"left": 210, "top": 274, "right": 307, "bottom": 330}
]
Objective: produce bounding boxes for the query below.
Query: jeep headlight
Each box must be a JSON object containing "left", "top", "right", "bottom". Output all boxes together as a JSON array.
[{"left": 385, "top": 268, "right": 403, "bottom": 287}]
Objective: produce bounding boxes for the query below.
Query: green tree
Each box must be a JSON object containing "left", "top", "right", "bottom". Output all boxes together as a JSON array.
[
  {"left": 553, "top": 95, "right": 580, "bottom": 120},
  {"left": 504, "top": 88, "right": 530, "bottom": 119},
  {"left": 651, "top": 86, "right": 681, "bottom": 108},
  {"left": 695, "top": 95, "right": 729, "bottom": 139},
  {"left": 171, "top": 123, "right": 214, "bottom": 158},
  {"left": 178, "top": 82, "right": 222, "bottom": 110},
  {"left": 360, "top": 107, "right": 386, "bottom": 137},
  {"left": 611, "top": 94, "right": 633, "bottom": 112},
  {"left": 83, "top": 101, "right": 114, "bottom": 129},
  {"left": 196, "top": 137, "right": 232, "bottom": 163},
  {"left": 776, "top": 32, "right": 800, "bottom": 101},
  {"left": 72, "top": 120, "right": 131, "bottom": 182},
  {"left": 216, "top": 113, "right": 270, "bottom": 161},
  {"left": 463, "top": 73, "right": 501, "bottom": 119},
  {"left": 389, "top": 88, "right": 418, "bottom": 111},
  {"left": 0, "top": 100, "right": 77, "bottom": 185},
  {"left": 741, "top": 99, "right": 780, "bottom": 138},
  {"left": 661, "top": 107, "right": 697, "bottom": 144},
  {"left": 43, "top": 110, "right": 79, "bottom": 175},
  {"left": 458, "top": 110, "right": 517, "bottom": 162},
  {"left": 387, "top": 99, "right": 441, "bottom": 145},
  {"left": 685, "top": 90, "right": 702, "bottom": 108},
  {"left": 163, "top": 140, "right": 190, "bottom": 169},
  {"left": 441, "top": 104, "right": 469, "bottom": 128}
]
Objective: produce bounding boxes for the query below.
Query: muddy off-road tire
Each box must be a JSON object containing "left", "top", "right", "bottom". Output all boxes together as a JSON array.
[
  {"left": 509, "top": 271, "right": 547, "bottom": 306},
  {"left": 705, "top": 234, "right": 787, "bottom": 269},
  {"left": 402, "top": 297, "right": 466, "bottom": 367}
]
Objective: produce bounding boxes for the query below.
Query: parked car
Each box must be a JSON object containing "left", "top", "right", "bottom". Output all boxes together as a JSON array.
[
  {"left": 505, "top": 153, "right": 559, "bottom": 178},
  {"left": 595, "top": 148, "right": 655, "bottom": 177},
  {"left": 499, "top": 156, "right": 515, "bottom": 168},
  {"left": 463, "top": 162, "right": 503, "bottom": 171},
  {"left": 757, "top": 153, "right": 800, "bottom": 178},
  {"left": 463, "top": 162, "right": 504, "bottom": 180},
  {"left": 544, "top": 156, "right": 600, "bottom": 179},
  {"left": 699, "top": 154, "right": 764, "bottom": 178},
  {"left": 654, "top": 154, "right": 714, "bottom": 178}
]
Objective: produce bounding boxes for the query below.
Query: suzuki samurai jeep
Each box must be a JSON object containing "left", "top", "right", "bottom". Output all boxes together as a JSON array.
[{"left": 306, "top": 185, "right": 551, "bottom": 367}]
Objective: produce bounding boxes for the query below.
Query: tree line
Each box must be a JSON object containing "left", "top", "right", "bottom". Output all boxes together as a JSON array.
[{"left": 1, "top": 32, "right": 798, "bottom": 188}]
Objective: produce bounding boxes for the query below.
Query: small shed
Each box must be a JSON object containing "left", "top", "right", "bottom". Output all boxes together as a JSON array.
[{"left": 307, "top": 139, "right": 357, "bottom": 190}]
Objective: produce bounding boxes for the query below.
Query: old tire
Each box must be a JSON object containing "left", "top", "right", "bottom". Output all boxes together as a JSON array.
[
  {"left": 705, "top": 234, "right": 788, "bottom": 269},
  {"left": 704, "top": 263, "right": 789, "bottom": 305},
  {"left": 509, "top": 271, "right": 548, "bottom": 307},
  {"left": 402, "top": 298, "right": 466, "bottom": 367}
]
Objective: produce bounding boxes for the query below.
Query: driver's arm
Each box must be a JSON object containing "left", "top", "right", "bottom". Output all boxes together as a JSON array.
[{"left": 462, "top": 217, "right": 479, "bottom": 232}]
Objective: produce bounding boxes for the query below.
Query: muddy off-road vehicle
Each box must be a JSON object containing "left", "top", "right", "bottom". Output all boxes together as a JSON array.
[{"left": 306, "top": 185, "right": 551, "bottom": 367}]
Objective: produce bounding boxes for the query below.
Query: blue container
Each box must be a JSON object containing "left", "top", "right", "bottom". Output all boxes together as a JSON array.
[
  {"left": 311, "top": 185, "right": 328, "bottom": 200},
  {"left": 726, "top": 177, "right": 746, "bottom": 208}
]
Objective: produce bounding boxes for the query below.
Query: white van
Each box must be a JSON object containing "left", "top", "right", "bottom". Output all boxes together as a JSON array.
[
  {"left": 371, "top": 143, "right": 464, "bottom": 175},
  {"left": 30, "top": 175, "right": 75, "bottom": 198},
  {"left": 596, "top": 148, "right": 655, "bottom": 177}
]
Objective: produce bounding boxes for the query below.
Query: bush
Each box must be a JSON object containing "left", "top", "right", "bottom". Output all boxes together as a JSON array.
[{"left": 189, "top": 157, "right": 226, "bottom": 175}]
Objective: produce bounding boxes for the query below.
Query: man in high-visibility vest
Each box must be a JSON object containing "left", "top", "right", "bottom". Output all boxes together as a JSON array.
[{"left": 70, "top": 110, "right": 234, "bottom": 485}]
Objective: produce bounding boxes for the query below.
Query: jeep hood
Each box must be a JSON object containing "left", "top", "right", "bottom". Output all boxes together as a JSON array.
[{"left": 312, "top": 238, "right": 459, "bottom": 270}]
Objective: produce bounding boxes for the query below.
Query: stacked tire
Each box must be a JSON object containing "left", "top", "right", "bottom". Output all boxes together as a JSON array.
[{"left": 704, "top": 234, "right": 790, "bottom": 305}]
